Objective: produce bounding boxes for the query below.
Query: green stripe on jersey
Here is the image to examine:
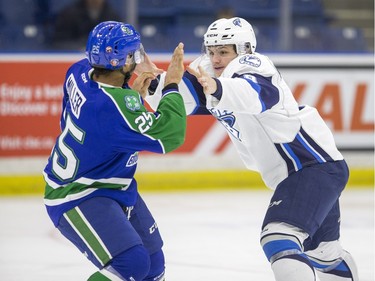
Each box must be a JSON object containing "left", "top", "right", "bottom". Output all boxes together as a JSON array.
[
  {"left": 65, "top": 207, "right": 111, "bottom": 266},
  {"left": 103, "top": 87, "right": 186, "bottom": 153},
  {"left": 44, "top": 181, "right": 125, "bottom": 200}
]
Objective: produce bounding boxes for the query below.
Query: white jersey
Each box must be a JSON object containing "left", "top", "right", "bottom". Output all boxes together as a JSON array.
[{"left": 146, "top": 53, "right": 343, "bottom": 189}]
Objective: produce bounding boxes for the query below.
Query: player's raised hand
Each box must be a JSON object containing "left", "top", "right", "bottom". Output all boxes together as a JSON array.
[
  {"left": 164, "top": 43, "right": 185, "bottom": 86},
  {"left": 134, "top": 52, "right": 164, "bottom": 77},
  {"left": 132, "top": 72, "right": 156, "bottom": 98},
  {"left": 187, "top": 65, "right": 217, "bottom": 95}
]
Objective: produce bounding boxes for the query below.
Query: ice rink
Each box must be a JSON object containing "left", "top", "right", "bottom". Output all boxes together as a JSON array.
[{"left": 0, "top": 188, "right": 373, "bottom": 281}]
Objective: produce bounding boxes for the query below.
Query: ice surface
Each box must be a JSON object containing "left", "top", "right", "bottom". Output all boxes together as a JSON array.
[{"left": 0, "top": 189, "right": 373, "bottom": 281}]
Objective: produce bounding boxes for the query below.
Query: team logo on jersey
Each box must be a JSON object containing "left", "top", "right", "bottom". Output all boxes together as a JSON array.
[
  {"left": 239, "top": 55, "right": 261, "bottom": 68},
  {"left": 126, "top": 152, "right": 138, "bottom": 167},
  {"left": 233, "top": 18, "right": 242, "bottom": 27},
  {"left": 105, "top": 46, "right": 112, "bottom": 53},
  {"left": 125, "top": 95, "right": 141, "bottom": 111},
  {"left": 209, "top": 108, "right": 241, "bottom": 141}
]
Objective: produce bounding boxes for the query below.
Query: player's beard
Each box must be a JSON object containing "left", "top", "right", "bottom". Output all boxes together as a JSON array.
[{"left": 121, "top": 62, "right": 137, "bottom": 87}]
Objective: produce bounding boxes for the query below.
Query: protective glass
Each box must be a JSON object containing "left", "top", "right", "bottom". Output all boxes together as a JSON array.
[
  {"left": 126, "top": 43, "right": 145, "bottom": 65},
  {"left": 133, "top": 43, "right": 145, "bottom": 64}
]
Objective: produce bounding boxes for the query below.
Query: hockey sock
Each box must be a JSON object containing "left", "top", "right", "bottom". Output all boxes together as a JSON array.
[
  {"left": 272, "top": 254, "right": 316, "bottom": 281},
  {"left": 144, "top": 249, "right": 165, "bottom": 281},
  {"left": 88, "top": 244, "right": 151, "bottom": 281},
  {"left": 306, "top": 241, "right": 359, "bottom": 281},
  {"left": 261, "top": 222, "right": 315, "bottom": 280},
  {"left": 87, "top": 271, "right": 114, "bottom": 281},
  {"left": 308, "top": 251, "right": 359, "bottom": 281},
  {"left": 263, "top": 238, "right": 316, "bottom": 281}
]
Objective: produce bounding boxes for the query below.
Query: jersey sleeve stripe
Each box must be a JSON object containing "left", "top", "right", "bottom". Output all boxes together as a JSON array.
[{"left": 182, "top": 76, "right": 200, "bottom": 113}]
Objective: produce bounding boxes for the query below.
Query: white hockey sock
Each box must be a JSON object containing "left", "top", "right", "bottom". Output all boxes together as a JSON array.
[
  {"left": 271, "top": 257, "right": 316, "bottom": 281},
  {"left": 316, "top": 272, "right": 355, "bottom": 281},
  {"left": 314, "top": 252, "right": 359, "bottom": 281},
  {"left": 306, "top": 242, "right": 359, "bottom": 281}
]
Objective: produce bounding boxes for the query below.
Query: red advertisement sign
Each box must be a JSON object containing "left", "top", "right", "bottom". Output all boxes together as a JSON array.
[
  {"left": 0, "top": 55, "right": 373, "bottom": 157},
  {"left": 0, "top": 61, "right": 71, "bottom": 156}
]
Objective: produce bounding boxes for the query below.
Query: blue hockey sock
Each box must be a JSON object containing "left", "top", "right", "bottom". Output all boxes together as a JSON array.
[
  {"left": 88, "top": 245, "right": 151, "bottom": 281},
  {"left": 144, "top": 249, "right": 165, "bottom": 281}
]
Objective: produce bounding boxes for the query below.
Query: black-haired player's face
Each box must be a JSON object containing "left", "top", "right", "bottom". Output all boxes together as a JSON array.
[{"left": 206, "top": 45, "right": 237, "bottom": 77}]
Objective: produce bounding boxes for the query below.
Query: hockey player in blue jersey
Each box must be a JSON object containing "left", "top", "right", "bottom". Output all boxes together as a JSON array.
[
  {"left": 147, "top": 17, "right": 359, "bottom": 281},
  {"left": 43, "top": 21, "right": 186, "bottom": 281}
]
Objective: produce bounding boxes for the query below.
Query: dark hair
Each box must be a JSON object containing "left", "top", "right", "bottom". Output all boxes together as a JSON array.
[{"left": 92, "top": 67, "right": 113, "bottom": 78}]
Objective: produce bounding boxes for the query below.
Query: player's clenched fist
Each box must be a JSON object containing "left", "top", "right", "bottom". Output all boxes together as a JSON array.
[
  {"left": 164, "top": 42, "right": 185, "bottom": 86},
  {"left": 132, "top": 71, "right": 156, "bottom": 98}
]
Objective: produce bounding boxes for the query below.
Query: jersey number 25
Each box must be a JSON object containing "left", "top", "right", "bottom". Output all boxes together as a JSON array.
[{"left": 52, "top": 114, "right": 85, "bottom": 181}]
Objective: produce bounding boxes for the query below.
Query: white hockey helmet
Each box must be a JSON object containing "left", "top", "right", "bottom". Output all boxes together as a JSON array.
[{"left": 204, "top": 17, "right": 257, "bottom": 54}]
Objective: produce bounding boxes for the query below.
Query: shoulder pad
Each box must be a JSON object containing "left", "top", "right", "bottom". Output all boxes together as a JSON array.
[{"left": 222, "top": 53, "right": 276, "bottom": 77}]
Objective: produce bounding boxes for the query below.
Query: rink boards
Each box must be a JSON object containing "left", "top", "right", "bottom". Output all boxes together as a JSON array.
[
  {"left": 0, "top": 164, "right": 373, "bottom": 195},
  {"left": 0, "top": 53, "right": 373, "bottom": 194}
]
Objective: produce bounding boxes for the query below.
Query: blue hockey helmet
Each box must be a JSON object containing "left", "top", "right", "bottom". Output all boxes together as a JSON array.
[{"left": 86, "top": 21, "right": 142, "bottom": 70}]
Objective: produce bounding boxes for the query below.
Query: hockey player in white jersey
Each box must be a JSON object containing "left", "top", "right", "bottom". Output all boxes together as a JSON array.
[{"left": 146, "top": 17, "right": 359, "bottom": 281}]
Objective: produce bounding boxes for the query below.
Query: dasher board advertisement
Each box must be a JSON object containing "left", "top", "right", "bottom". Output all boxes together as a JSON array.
[{"left": 0, "top": 54, "right": 373, "bottom": 157}]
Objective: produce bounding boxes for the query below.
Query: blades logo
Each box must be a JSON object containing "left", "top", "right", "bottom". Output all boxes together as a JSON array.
[
  {"left": 209, "top": 108, "right": 241, "bottom": 141},
  {"left": 233, "top": 18, "right": 242, "bottom": 27},
  {"left": 239, "top": 55, "right": 261, "bottom": 68}
]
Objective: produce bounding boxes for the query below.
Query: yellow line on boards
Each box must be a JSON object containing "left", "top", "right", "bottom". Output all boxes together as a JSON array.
[{"left": 0, "top": 169, "right": 373, "bottom": 195}]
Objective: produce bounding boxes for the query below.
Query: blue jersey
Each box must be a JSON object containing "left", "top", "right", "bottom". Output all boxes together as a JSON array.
[{"left": 43, "top": 59, "right": 186, "bottom": 226}]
